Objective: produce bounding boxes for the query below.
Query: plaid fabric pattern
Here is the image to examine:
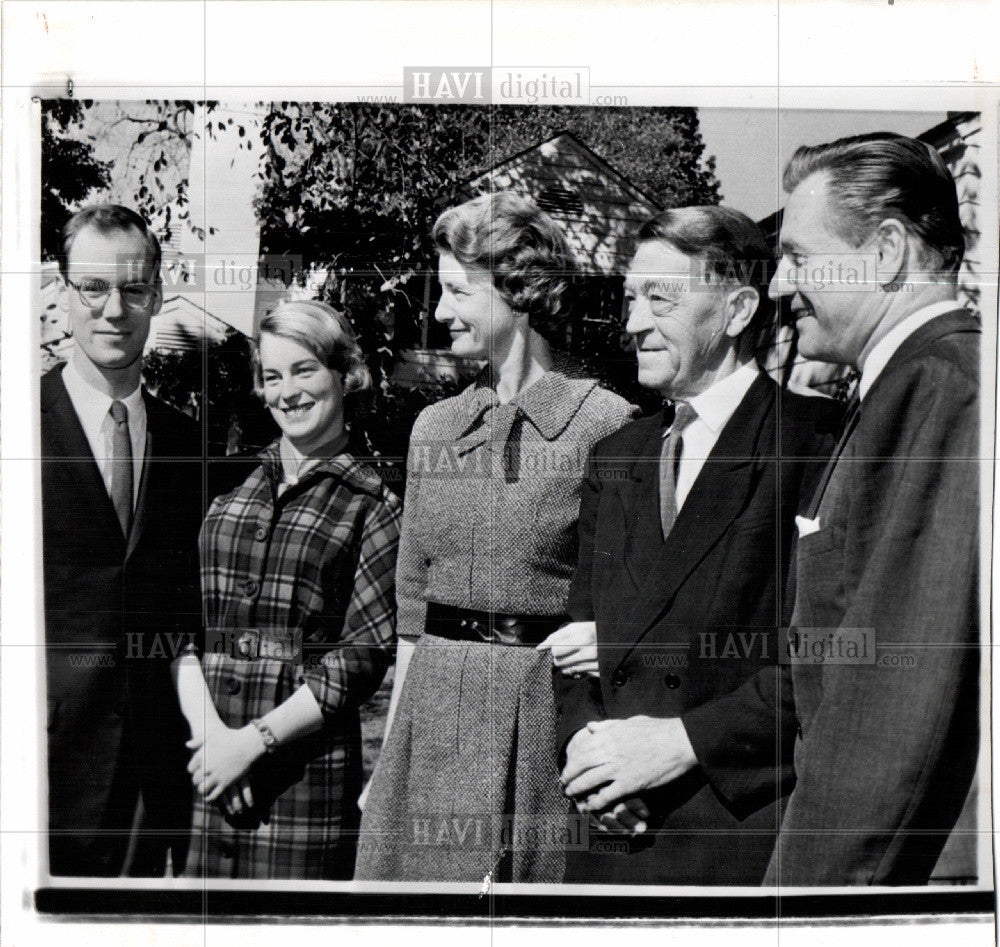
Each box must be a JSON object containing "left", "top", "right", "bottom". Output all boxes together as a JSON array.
[{"left": 184, "top": 444, "right": 401, "bottom": 879}]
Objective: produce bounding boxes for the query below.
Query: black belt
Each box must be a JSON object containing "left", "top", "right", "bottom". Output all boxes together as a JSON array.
[{"left": 425, "top": 602, "right": 562, "bottom": 647}]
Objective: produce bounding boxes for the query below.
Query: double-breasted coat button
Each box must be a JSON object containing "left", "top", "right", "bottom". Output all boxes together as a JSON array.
[
  {"left": 611, "top": 668, "right": 628, "bottom": 687},
  {"left": 254, "top": 526, "right": 268, "bottom": 542},
  {"left": 226, "top": 677, "right": 241, "bottom": 695},
  {"left": 664, "top": 674, "right": 681, "bottom": 689},
  {"left": 243, "top": 579, "right": 259, "bottom": 597}
]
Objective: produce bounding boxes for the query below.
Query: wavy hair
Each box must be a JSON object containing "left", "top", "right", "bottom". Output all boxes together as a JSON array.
[{"left": 432, "top": 191, "right": 580, "bottom": 347}]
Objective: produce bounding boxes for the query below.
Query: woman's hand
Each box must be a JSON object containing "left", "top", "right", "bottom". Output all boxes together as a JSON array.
[
  {"left": 187, "top": 720, "right": 266, "bottom": 803},
  {"left": 537, "top": 621, "right": 599, "bottom": 677}
]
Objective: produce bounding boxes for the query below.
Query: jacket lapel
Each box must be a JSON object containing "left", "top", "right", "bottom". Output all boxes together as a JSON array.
[
  {"left": 125, "top": 430, "right": 154, "bottom": 560},
  {"left": 41, "top": 368, "right": 127, "bottom": 550},
  {"left": 618, "top": 374, "right": 775, "bottom": 650}
]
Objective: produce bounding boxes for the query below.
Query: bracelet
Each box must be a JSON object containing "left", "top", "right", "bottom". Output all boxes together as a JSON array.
[{"left": 250, "top": 718, "right": 279, "bottom": 754}]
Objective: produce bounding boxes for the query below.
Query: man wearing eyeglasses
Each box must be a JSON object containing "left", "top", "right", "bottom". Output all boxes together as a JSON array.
[{"left": 42, "top": 204, "right": 203, "bottom": 876}]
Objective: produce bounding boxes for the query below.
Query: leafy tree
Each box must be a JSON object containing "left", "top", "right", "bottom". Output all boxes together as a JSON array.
[
  {"left": 489, "top": 106, "right": 720, "bottom": 207},
  {"left": 41, "top": 100, "right": 111, "bottom": 260}
]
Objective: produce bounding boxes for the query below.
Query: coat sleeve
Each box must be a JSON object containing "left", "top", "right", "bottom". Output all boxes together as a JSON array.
[
  {"left": 554, "top": 442, "right": 607, "bottom": 761},
  {"left": 392, "top": 413, "right": 432, "bottom": 643},
  {"left": 681, "top": 663, "right": 797, "bottom": 818},
  {"left": 302, "top": 488, "right": 403, "bottom": 716},
  {"left": 765, "top": 357, "right": 980, "bottom": 885}
]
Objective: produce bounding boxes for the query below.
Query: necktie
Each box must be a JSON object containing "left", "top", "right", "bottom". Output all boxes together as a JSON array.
[
  {"left": 659, "top": 402, "right": 698, "bottom": 539},
  {"left": 804, "top": 391, "right": 861, "bottom": 519},
  {"left": 109, "top": 400, "right": 133, "bottom": 538}
]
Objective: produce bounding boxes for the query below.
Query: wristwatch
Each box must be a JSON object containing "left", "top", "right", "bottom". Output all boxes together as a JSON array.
[{"left": 250, "top": 717, "right": 279, "bottom": 754}]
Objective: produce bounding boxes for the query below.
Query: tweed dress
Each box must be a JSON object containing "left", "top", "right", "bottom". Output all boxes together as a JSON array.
[
  {"left": 355, "top": 362, "right": 636, "bottom": 882},
  {"left": 184, "top": 443, "right": 401, "bottom": 879}
]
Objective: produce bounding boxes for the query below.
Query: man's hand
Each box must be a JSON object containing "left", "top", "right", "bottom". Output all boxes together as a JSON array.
[
  {"left": 561, "top": 716, "right": 698, "bottom": 813},
  {"left": 537, "top": 621, "right": 599, "bottom": 677},
  {"left": 187, "top": 720, "right": 266, "bottom": 804}
]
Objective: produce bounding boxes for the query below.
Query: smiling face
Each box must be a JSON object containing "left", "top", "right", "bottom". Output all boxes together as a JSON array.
[
  {"left": 259, "top": 333, "right": 345, "bottom": 455},
  {"left": 434, "top": 252, "right": 522, "bottom": 362},
  {"left": 624, "top": 240, "right": 737, "bottom": 400},
  {"left": 769, "top": 172, "right": 880, "bottom": 367},
  {"left": 65, "top": 225, "right": 161, "bottom": 381}
]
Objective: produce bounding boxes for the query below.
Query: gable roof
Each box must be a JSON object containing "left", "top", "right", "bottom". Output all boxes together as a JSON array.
[{"left": 461, "top": 132, "right": 661, "bottom": 275}]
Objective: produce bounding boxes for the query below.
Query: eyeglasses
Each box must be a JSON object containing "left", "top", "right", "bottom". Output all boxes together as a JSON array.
[{"left": 66, "top": 278, "right": 159, "bottom": 311}]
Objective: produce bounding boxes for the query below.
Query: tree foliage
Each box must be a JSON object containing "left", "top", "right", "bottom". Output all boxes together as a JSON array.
[{"left": 41, "top": 100, "right": 111, "bottom": 260}]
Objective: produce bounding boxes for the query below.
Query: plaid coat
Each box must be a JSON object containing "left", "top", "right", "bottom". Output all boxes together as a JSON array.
[{"left": 184, "top": 444, "right": 401, "bottom": 879}]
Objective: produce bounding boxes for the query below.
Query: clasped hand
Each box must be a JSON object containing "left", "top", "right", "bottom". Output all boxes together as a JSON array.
[
  {"left": 560, "top": 716, "right": 698, "bottom": 831},
  {"left": 187, "top": 719, "right": 266, "bottom": 816}
]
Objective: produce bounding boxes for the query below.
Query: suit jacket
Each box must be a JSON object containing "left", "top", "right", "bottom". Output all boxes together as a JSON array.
[
  {"left": 555, "top": 373, "right": 841, "bottom": 885},
  {"left": 42, "top": 364, "right": 204, "bottom": 876},
  {"left": 764, "top": 310, "right": 981, "bottom": 886}
]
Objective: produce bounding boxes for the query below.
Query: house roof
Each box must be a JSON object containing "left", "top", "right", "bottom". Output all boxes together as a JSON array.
[{"left": 461, "top": 132, "right": 661, "bottom": 275}]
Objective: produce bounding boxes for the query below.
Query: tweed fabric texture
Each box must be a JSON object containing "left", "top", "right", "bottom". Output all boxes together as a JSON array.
[
  {"left": 184, "top": 443, "right": 401, "bottom": 879},
  {"left": 356, "top": 361, "right": 636, "bottom": 881}
]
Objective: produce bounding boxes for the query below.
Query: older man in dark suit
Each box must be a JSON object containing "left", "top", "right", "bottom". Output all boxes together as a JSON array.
[
  {"left": 764, "top": 133, "right": 980, "bottom": 886},
  {"left": 42, "top": 204, "right": 203, "bottom": 876},
  {"left": 554, "top": 207, "right": 840, "bottom": 884}
]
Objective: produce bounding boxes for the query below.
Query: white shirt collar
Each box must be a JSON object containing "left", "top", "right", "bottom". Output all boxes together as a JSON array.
[
  {"left": 684, "top": 360, "right": 760, "bottom": 433},
  {"left": 859, "top": 300, "right": 964, "bottom": 400},
  {"left": 62, "top": 356, "right": 145, "bottom": 441}
]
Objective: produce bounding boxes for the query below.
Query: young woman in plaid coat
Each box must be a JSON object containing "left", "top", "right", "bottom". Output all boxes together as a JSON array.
[{"left": 174, "top": 300, "right": 401, "bottom": 879}]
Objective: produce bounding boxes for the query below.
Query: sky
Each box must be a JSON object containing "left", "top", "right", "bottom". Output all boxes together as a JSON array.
[{"left": 698, "top": 108, "right": 944, "bottom": 221}]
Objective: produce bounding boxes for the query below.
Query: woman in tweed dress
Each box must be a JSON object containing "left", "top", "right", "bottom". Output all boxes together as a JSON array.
[
  {"left": 356, "top": 193, "right": 635, "bottom": 882},
  {"left": 174, "top": 300, "right": 401, "bottom": 879}
]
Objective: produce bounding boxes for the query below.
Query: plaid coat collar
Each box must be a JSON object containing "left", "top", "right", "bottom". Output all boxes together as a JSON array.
[
  {"left": 256, "top": 440, "right": 383, "bottom": 499},
  {"left": 455, "top": 357, "right": 598, "bottom": 442}
]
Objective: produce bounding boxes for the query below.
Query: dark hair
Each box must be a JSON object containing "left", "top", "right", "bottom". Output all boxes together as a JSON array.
[
  {"left": 252, "top": 299, "right": 372, "bottom": 413},
  {"left": 432, "top": 191, "right": 580, "bottom": 348},
  {"left": 782, "top": 132, "right": 964, "bottom": 274},
  {"left": 59, "top": 204, "right": 162, "bottom": 282},
  {"left": 636, "top": 205, "right": 774, "bottom": 345}
]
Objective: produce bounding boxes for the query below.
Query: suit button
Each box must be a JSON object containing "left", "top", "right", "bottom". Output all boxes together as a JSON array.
[
  {"left": 611, "top": 668, "right": 628, "bottom": 687},
  {"left": 226, "top": 677, "right": 241, "bottom": 695},
  {"left": 243, "top": 579, "right": 258, "bottom": 597},
  {"left": 469, "top": 620, "right": 480, "bottom": 632},
  {"left": 254, "top": 526, "right": 268, "bottom": 542},
  {"left": 664, "top": 673, "right": 681, "bottom": 689},
  {"left": 459, "top": 619, "right": 470, "bottom": 631}
]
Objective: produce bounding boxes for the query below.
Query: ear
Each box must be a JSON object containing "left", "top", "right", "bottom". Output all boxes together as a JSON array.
[
  {"left": 874, "top": 218, "right": 908, "bottom": 287},
  {"left": 56, "top": 277, "right": 70, "bottom": 313},
  {"left": 723, "top": 287, "right": 759, "bottom": 339},
  {"left": 150, "top": 281, "right": 164, "bottom": 317}
]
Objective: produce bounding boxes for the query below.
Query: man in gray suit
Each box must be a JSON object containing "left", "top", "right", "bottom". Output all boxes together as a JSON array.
[{"left": 766, "top": 133, "right": 981, "bottom": 885}]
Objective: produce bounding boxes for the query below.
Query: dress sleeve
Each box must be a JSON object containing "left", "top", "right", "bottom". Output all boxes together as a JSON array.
[
  {"left": 300, "top": 487, "right": 403, "bottom": 717},
  {"left": 393, "top": 413, "right": 432, "bottom": 642}
]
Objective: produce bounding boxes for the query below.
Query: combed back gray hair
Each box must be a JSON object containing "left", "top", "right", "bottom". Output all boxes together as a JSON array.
[
  {"left": 252, "top": 299, "right": 371, "bottom": 408},
  {"left": 637, "top": 205, "right": 774, "bottom": 342},
  {"left": 782, "top": 132, "right": 964, "bottom": 275},
  {"left": 432, "top": 191, "right": 580, "bottom": 347}
]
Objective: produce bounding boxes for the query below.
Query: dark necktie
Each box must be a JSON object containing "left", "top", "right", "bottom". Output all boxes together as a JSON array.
[
  {"left": 804, "top": 391, "right": 861, "bottom": 519},
  {"left": 659, "top": 401, "right": 698, "bottom": 539},
  {"left": 109, "top": 400, "right": 133, "bottom": 538}
]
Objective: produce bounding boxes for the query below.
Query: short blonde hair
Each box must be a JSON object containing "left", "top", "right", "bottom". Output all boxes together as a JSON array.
[{"left": 252, "top": 299, "right": 371, "bottom": 409}]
